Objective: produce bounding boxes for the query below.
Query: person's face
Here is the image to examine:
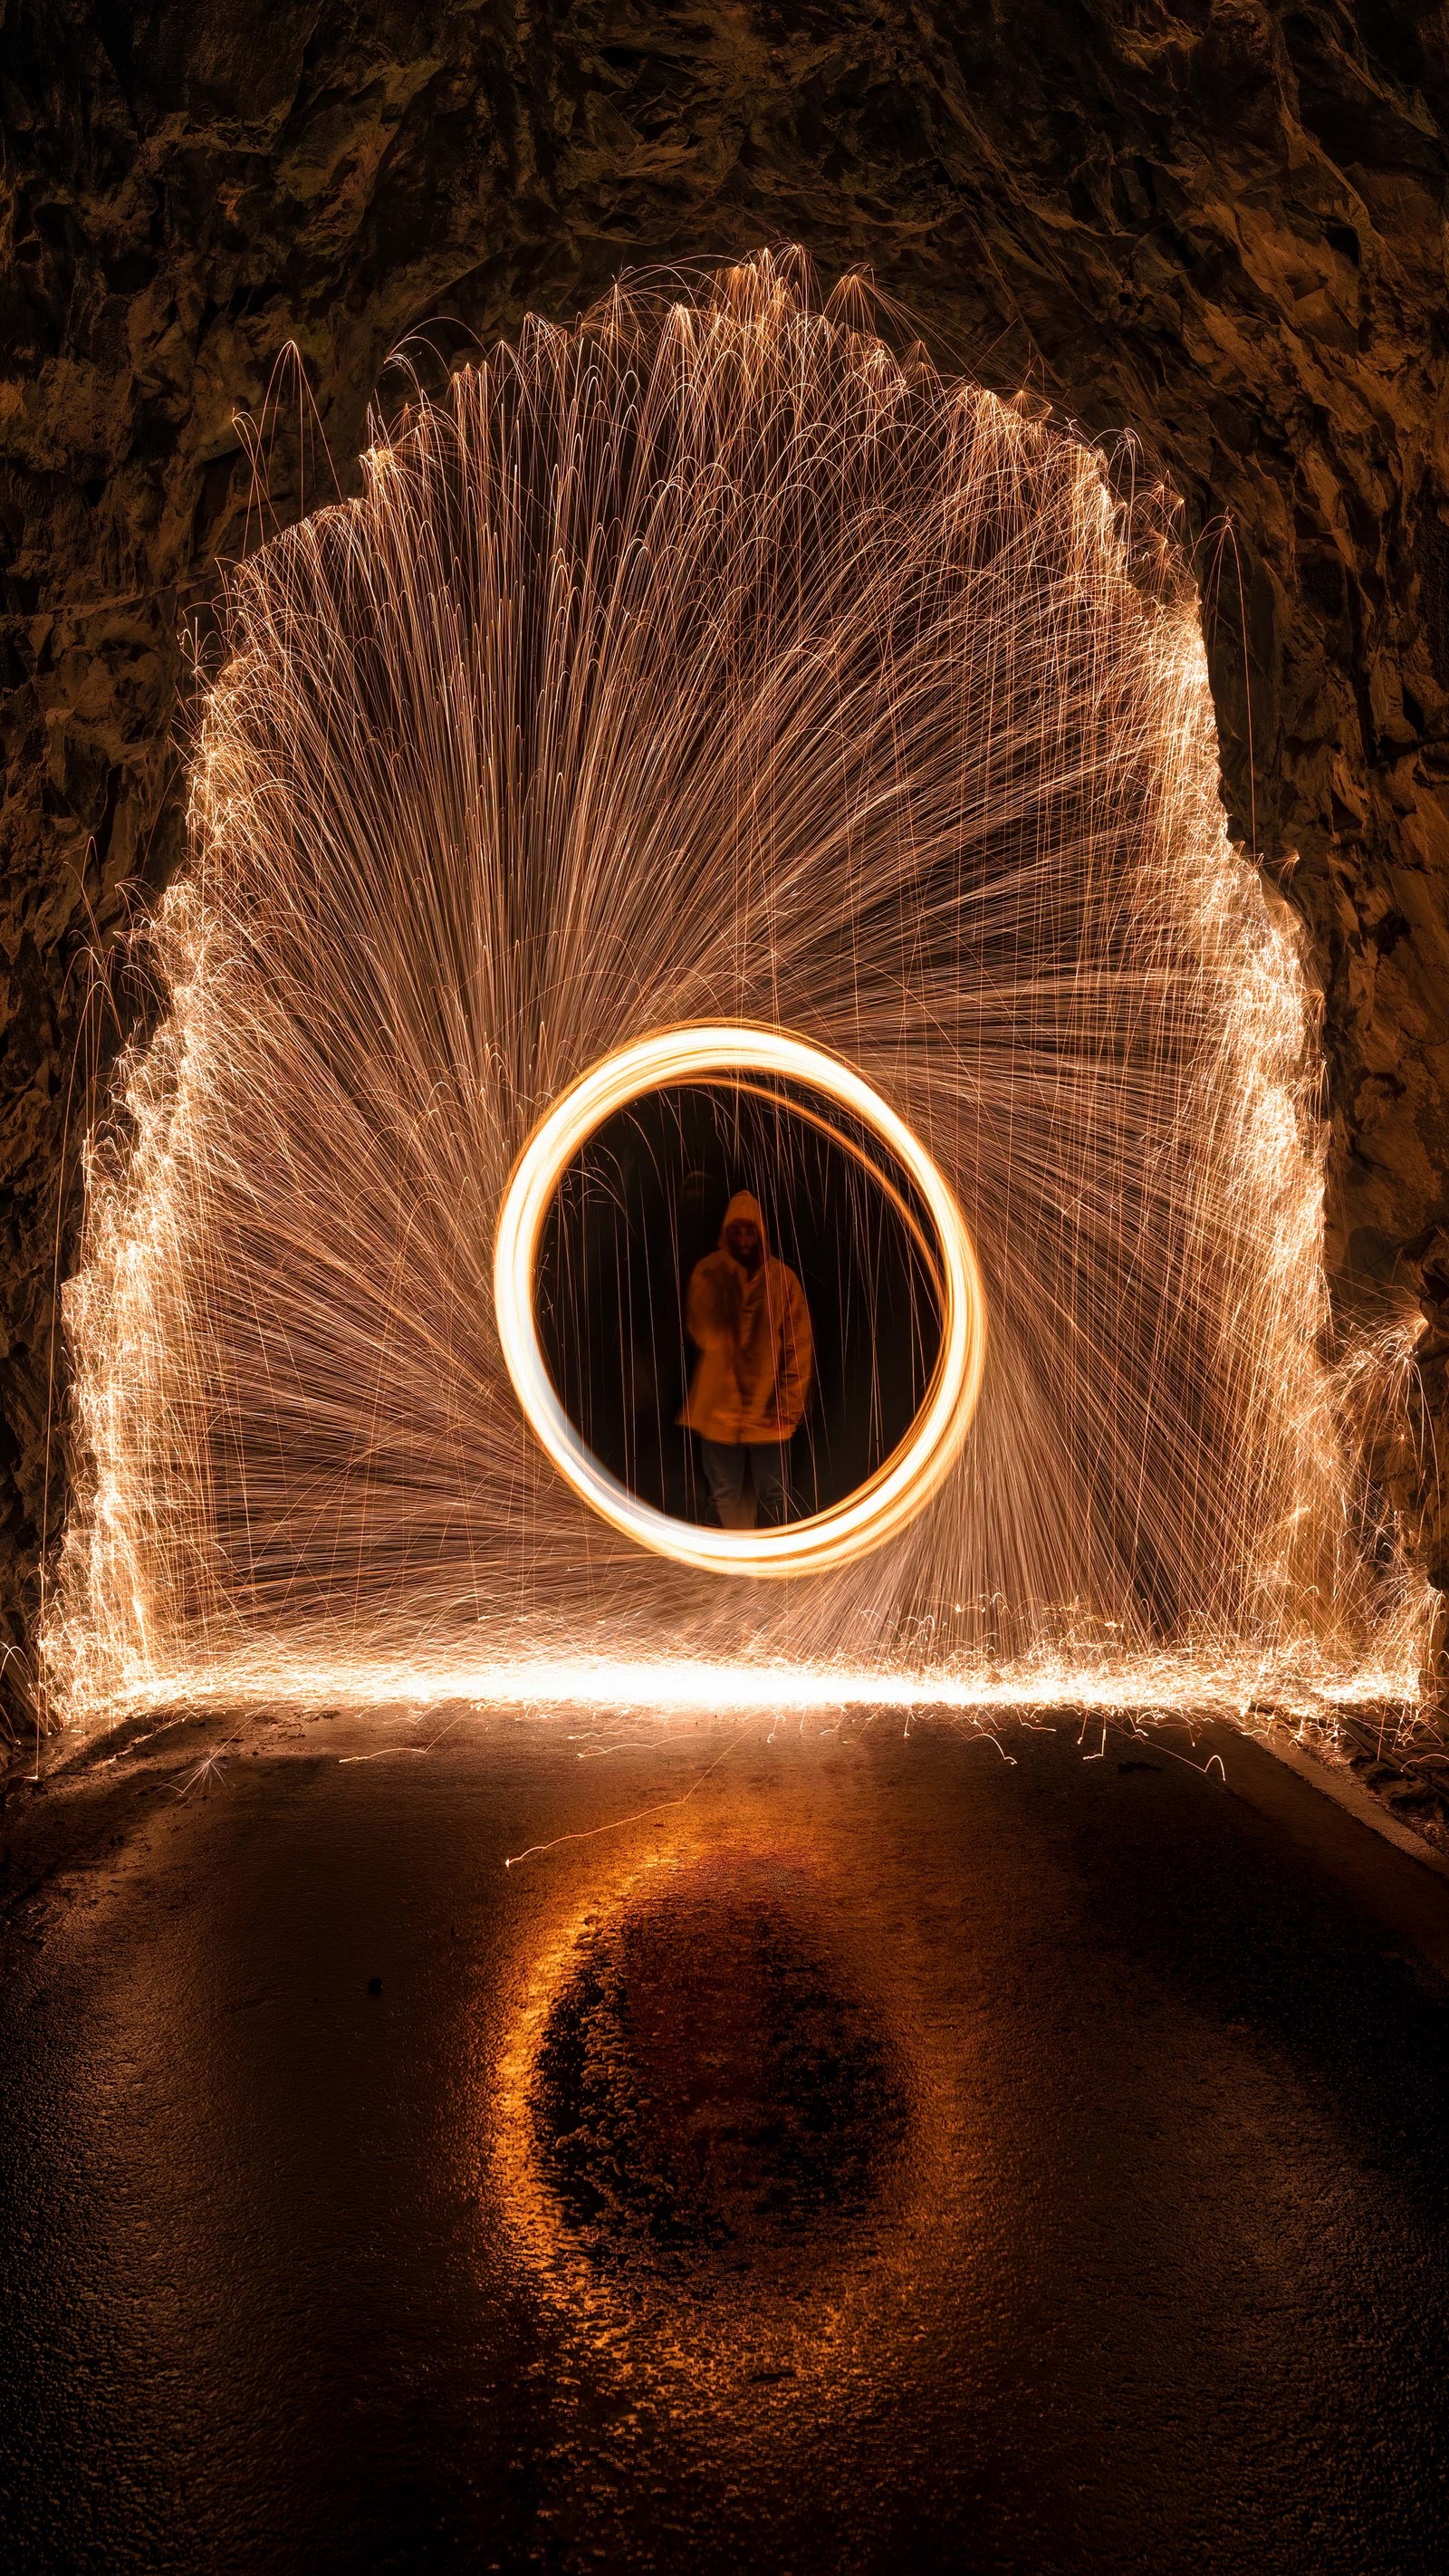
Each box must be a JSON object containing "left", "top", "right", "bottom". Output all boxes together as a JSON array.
[{"left": 724, "top": 1218, "right": 762, "bottom": 1266}]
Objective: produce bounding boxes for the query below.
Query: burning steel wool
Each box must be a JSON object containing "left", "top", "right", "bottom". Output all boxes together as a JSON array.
[{"left": 46, "top": 251, "right": 1429, "bottom": 1725}]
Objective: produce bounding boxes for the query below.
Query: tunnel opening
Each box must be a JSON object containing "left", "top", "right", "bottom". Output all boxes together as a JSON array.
[{"left": 42, "top": 253, "right": 1426, "bottom": 1720}]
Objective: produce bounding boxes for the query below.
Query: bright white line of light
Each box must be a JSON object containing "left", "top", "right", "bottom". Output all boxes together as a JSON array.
[
  {"left": 105, "top": 1649, "right": 1415, "bottom": 1721},
  {"left": 493, "top": 1024, "right": 987, "bottom": 1576}
]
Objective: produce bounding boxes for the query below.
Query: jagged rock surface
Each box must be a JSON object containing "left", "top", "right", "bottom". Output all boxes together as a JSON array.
[{"left": 3, "top": 1, "right": 1448, "bottom": 1715}]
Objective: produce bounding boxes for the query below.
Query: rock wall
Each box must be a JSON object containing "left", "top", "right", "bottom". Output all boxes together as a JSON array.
[{"left": 4, "top": 1, "right": 1448, "bottom": 1717}]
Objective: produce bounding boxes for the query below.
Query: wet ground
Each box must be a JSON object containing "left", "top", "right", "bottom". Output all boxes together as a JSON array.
[{"left": 3, "top": 1706, "right": 1449, "bottom": 2573}]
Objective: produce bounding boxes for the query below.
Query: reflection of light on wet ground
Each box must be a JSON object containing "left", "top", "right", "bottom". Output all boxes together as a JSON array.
[
  {"left": 488, "top": 1808, "right": 968, "bottom": 2426},
  {"left": 10, "top": 1714, "right": 1449, "bottom": 2568}
]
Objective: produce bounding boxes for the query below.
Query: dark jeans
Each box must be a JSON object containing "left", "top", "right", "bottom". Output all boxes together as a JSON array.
[{"left": 697, "top": 1437, "right": 792, "bottom": 1531}]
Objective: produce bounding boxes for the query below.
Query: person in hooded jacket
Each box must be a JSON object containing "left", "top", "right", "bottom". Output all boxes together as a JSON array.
[{"left": 677, "top": 1190, "right": 813, "bottom": 1529}]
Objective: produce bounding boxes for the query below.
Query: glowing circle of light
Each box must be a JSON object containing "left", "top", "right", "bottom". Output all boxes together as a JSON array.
[{"left": 493, "top": 1026, "right": 987, "bottom": 1577}]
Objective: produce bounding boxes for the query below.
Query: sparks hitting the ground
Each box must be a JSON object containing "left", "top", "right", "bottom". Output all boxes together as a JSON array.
[{"left": 45, "top": 251, "right": 1429, "bottom": 1727}]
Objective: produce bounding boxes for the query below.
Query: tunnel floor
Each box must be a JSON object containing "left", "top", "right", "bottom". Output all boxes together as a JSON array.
[{"left": 3, "top": 1706, "right": 1449, "bottom": 2574}]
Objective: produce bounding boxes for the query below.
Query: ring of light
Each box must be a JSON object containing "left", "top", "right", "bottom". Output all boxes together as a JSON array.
[{"left": 494, "top": 1026, "right": 987, "bottom": 1577}]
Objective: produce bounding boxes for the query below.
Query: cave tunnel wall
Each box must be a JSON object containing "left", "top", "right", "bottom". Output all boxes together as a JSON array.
[{"left": 3, "top": 0, "right": 1448, "bottom": 1713}]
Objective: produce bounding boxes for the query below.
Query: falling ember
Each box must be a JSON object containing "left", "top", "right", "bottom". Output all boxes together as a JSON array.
[{"left": 45, "top": 250, "right": 1429, "bottom": 1726}]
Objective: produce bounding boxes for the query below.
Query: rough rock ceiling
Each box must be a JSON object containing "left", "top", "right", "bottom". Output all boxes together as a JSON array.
[{"left": 3, "top": 0, "right": 1447, "bottom": 1691}]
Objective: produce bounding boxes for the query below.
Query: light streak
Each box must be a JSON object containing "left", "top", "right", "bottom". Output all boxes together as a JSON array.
[
  {"left": 494, "top": 1025, "right": 985, "bottom": 1574},
  {"left": 42, "top": 250, "right": 1433, "bottom": 1729},
  {"left": 68, "top": 1648, "right": 1422, "bottom": 1725},
  {"left": 503, "top": 1719, "right": 757, "bottom": 1867}
]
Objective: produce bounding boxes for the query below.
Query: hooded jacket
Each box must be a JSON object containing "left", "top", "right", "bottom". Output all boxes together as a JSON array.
[{"left": 677, "top": 1191, "right": 813, "bottom": 1445}]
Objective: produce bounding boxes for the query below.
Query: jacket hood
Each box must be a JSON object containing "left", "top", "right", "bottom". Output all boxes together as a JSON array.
[{"left": 720, "top": 1190, "right": 767, "bottom": 1254}]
